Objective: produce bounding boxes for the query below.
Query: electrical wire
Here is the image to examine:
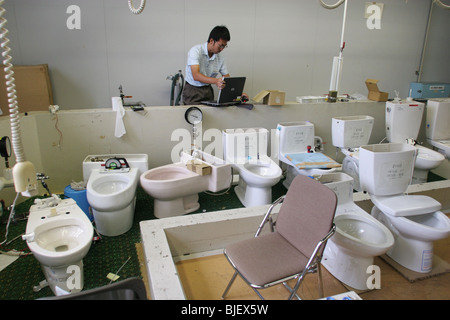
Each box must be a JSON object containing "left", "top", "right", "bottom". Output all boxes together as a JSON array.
[
  {"left": 53, "top": 113, "right": 63, "bottom": 148},
  {"left": 0, "top": 192, "right": 20, "bottom": 247},
  {"left": 109, "top": 256, "right": 131, "bottom": 284}
]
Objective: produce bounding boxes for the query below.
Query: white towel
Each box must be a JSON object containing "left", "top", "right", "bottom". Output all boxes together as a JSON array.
[{"left": 112, "top": 97, "right": 126, "bottom": 138}]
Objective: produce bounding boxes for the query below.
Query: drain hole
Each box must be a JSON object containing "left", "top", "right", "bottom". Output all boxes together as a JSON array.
[{"left": 55, "top": 245, "right": 69, "bottom": 252}]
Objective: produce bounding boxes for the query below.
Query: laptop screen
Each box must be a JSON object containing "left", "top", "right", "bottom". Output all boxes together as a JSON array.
[{"left": 217, "top": 77, "right": 246, "bottom": 104}]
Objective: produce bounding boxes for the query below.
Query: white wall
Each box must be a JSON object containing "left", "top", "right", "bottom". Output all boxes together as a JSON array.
[
  {"left": 0, "top": 101, "right": 389, "bottom": 204},
  {"left": 1, "top": 0, "right": 449, "bottom": 110}
]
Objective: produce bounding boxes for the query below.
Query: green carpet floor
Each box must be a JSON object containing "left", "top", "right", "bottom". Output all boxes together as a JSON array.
[
  {"left": 0, "top": 180, "right": 287, "bottom": 300},
  {"left": 0, "top": 172, "right": 444, "bottom": 299}
]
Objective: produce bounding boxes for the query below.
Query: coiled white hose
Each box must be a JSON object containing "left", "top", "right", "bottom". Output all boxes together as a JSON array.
[
  {"left": 0, "top": 1, "right": 24, "bottom": 164},
  {"left": 434, "top": 0, "right": 450, "bottom": 10},
  {"left": 319, "top": 0, "right": 345, "bottom": 10},
  {"left": 128, "top": 0, "right": 146, "bottom": 14}
]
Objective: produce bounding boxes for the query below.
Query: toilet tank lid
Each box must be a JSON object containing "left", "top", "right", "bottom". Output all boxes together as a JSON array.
[{"left": 371, "top": 194, "right": 441, "bottom": 217}]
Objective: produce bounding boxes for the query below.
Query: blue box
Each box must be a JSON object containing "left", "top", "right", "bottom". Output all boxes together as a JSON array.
[{"left": 409, "top": 82, "right": 450, "bottom": 99}]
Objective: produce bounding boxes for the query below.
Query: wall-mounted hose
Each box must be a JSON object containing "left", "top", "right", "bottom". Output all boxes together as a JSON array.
[
  {"left": 434, "top": 0, "right": 450, "bottom": 10},
  {"left": 0, "top": 2, "right": 24, "bottom": 164},
  {"left": 170, "top": 71, "right": 184, "bottom": 106},
  {"left": 128, "top": 0, "right": 146, "bottom": 14},
  {"left": 0, "top": 0, "right": 37, "bottom": 196},
  {"left": 319, "top": 0, "right": 345, "bottom": 10}
]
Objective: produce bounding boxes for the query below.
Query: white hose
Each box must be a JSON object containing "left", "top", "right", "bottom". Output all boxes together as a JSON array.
[
  {"left": 0, "top": 1, "right": 24, "bottom": 164},
  {"left": 128, "top": 0, "right": 146, "bottom": 14},
  {"left": 434, "top": 0, "right": 450, "bottom": 10},
  {"left": 319, "top": 0, "right": 345, "bottom": 9}
]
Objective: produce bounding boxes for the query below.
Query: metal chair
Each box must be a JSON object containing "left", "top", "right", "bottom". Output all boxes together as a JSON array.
[{"left": 222, "top": 174, "right": 337, "bottom": 300}]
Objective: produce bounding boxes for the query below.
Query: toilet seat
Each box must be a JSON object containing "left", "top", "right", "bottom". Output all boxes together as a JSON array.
[
  {"left": 87, "top": 168, "right": 139, "bottom": 210},
  {"left": 25, "top": 198, "right": 93, "bottom": 267},
  {"left": 239, "top": 156, "right": 282, "bottom": 186},
  {"left": 370, "top": 194, "right": 441, "bottom": 217},
  {"left": 333, "top": 212, "right": 394, "bottom": 253}
]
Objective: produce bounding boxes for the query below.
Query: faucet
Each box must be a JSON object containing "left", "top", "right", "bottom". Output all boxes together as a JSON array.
[
  {"left": 36, "top": 173, "right": 51, "bottom": 195},
  {"left": 191, "top": 148, "right": 202, "bottom": 162}
]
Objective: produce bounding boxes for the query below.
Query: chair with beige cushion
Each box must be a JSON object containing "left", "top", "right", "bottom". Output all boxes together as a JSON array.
[{"left": 222, "top": 174, "right": 337, "bottom": 300}]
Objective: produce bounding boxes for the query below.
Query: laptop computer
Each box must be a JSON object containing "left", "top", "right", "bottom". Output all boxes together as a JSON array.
[{"left": 201, "top": 77, "right": 246, "bottom": 107}]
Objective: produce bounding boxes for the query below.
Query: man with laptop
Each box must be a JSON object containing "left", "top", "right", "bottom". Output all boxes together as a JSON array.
[{"left": 182, "top": 25, "right": 247, "bottom": 106}]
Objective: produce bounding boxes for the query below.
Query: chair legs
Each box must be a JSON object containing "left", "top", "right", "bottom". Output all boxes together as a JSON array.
[
  {"left": 221, "top": 271, "right": 238, "bottom": 299},
  {"left": 317, "top": 263, "right": 324, "bottom": 298},
  {"left": 222, "top": 271, "right": 266, "bottom": 300},
  {"left": 222, "top": 264, "right": 326, "bottom": 300}
]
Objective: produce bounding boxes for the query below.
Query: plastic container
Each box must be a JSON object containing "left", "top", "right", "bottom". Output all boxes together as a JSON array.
[{"left": 64, "top": 185, "right": 93, "bottom": 221}]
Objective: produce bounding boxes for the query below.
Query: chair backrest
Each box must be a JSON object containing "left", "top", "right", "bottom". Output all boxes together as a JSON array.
[{"left": 276, "top": 174, "right": 337, "bottom": 258}]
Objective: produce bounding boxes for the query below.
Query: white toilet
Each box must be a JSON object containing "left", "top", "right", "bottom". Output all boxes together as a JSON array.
[
  {"left": 140, "top": 151, "right": 232, "bottom": 218},
  {"left": 332, "top": 115, "right": 374, "bottom": 191},
  {"left": 320, "top": 173, "right": 394, "bottom": 290},
  {"left": 222, "top": 128, "right": 282, "bottom": 207},
  {"left": 426, "top": 98, "right": 450, "bottom": 179},
  {"left": 83, "top": 154, "right": 148, "bottom": 236},
  {"left": 360, "top": 143, "right": 450, "bottom": 273},
  {"left": 23, "top": 196, "right": 93, "bottom": 296},
  {"left": 277, "top": 121, "right": 340, "bottom": 189},
  {"left": 386, "top": 100, "right": 444, "bottom": 184}
]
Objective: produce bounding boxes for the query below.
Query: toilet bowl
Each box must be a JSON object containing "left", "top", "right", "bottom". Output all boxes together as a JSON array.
[
  {"left": 426, "top": 98, "right": 450, "bottom": 179},
  {"left": 140, "top": 151, "right": 232, "bottom": 218},
  {"left": 386, "top": 100, "right": 444, "bottom": 184},
  {"left": 319, "top": 173, "right": 394, "bottom": 290},
  {"left": 413, "top": 145, "right": 445, "bottom": 183},
  {"left": 222, "top": 128, "right": 282, "bottom": 207},
  {"left": 83, "top": 154, "right": 148, "bottom": 236},
  {"left": 371, "top": 206, "right": 450, "bottom": 273},
  {"left": 277, "top": 122, "right": 340, "bottom": 189},
  {"left": 360, "top": 143, "right": 450, "bottom": 273},
  {"left": 332, "top": 115, "right": 374, "bottom": 191},
  {"left": 23, "top": 197, "right": 93, "bottom": 296}
]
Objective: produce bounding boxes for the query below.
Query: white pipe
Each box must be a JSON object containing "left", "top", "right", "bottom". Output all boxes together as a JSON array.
[
  {"left": 417, "top": 1, "right": 434, "bottom": 82},
  {"left": 327, "top": 0, "right": 347, "bottom": 92},
  {"left": 339, "top": 0, "right": 348, "bottom": 58}
]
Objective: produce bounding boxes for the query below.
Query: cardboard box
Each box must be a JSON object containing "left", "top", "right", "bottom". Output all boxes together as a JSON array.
[
  {"left": 0, "top": 64, "right": 53, "bottom": 115},
  {"left": 365, "top": 79, "right": 388, "bottom": 102},
  {"left": 186, "top": 160, "right": 211, "bottom": 176},
  {"left": 253, "top": 90, "right": 285, "bottom": 106}
]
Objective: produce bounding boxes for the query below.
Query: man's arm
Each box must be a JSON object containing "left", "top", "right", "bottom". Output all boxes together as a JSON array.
[{"left": 190, "top": 65, "right": 229, "bottom": 89}]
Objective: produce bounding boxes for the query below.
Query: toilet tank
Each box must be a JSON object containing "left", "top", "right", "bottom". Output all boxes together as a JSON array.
[
  {"left": 359, "top": 143, "right": 416, "bottom": 196},
  {"left": 277, "top": 121, "right": 315, "bottom": 155},
  {"left": 222, "top": 128, "right": 268, "bottom": 164},
  {"left": 426, "top": 98, "right": 450, "bottom": 140},
  {"left": 82, "top": 154, "right": 149, "bottom": 181},
  {"left": 332, "top": 115, "right": 374, "bottom": 148},
  {"left": 386, "top": 101, "right": 425, "bottom": 143}
]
